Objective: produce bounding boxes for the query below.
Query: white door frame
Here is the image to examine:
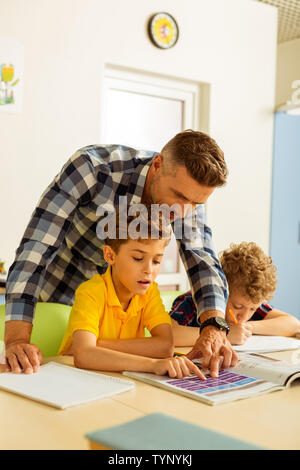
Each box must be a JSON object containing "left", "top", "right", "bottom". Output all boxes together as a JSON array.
[{"left": 101, "top": 66, "right": 204, "bottom": 291}]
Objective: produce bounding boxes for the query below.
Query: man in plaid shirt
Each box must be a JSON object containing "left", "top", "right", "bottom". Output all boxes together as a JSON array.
[{"left": 3, "top": 130, "right": 238, "bottom": 376}]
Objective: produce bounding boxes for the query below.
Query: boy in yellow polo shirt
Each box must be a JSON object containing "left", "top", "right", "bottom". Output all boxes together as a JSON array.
[{"left": 59, "top": 207, "right": 205, "bottom": 380}]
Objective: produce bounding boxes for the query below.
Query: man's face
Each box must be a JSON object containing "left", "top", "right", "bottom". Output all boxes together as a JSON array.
[{"left": 146, "top": 155, "right": 215, "bottom": 220}]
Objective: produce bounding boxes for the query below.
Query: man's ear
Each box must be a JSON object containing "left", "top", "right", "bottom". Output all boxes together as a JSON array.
[
  {"left": 152, "top": 153, "right": 163, "bottom": 173},
  {"left": 103, "top": 245, "right": 116, "bottom": 265}
]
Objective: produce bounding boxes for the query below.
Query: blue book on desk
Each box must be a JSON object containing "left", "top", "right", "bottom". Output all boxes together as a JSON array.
[{"left": 85, "top": 413, "right": 263, "bottom": 450}]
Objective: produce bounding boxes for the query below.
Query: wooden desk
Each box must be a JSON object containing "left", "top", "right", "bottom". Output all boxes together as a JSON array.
[
  {"left": 1, "top": 350, "right": 300, "bottom": 450},
  {"left": 0, "top": 355, "right": 143, "bottom": 450},
  {"left": 114, "top": 349, "right": 300, "bottom": 450}
]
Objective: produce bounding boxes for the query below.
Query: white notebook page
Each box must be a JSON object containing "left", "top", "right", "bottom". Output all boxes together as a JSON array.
[
  {"left": 0, "top": 362, "right": 135, "bottom": 409},
  {"left": 233, "top": 335, "right": 300, "bottom": 353}
]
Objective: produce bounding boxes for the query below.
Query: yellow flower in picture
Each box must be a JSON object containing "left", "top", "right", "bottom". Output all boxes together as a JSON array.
[
  {"left": 2, "top": 64, "right": 14, "bottom": 82},
  {"left": 0, "top": 260, "right": 5, "bottom": 274}
]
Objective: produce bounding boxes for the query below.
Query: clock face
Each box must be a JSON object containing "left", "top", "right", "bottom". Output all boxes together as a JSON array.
[{"left": 148, "top": 13, "right": 179, "bottom": 49}]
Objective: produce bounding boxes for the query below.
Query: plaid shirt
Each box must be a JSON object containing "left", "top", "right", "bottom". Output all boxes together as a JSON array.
[{"left": 6, "top": 144, "right": 228, "bottom": 323}]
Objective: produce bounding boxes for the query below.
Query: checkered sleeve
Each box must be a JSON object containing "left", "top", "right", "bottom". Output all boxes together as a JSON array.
[
  {"left": 176, "top": 204, "right": 228, "bottom": 320},
  {"left": 169, "top": 291, "right": 199, "bottom": 326},
  {"left": 5, "top": 151, "right": 99, "bottom": 323}
]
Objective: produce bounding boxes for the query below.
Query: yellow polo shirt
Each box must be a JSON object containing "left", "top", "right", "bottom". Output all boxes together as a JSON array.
[{"left": 58, "top": 266, "right": 171, "bottom": 355}]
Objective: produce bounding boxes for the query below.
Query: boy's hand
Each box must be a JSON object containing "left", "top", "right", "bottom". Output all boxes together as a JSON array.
[
  {"left": 152, "top": 356, "right": 207, "bottom": 381},
  {"left": 227, "top": 323, "right": 253, "bottom": 345}
]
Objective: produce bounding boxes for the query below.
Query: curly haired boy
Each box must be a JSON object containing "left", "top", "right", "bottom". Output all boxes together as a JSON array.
[{"left": 171, "top": 242, "right": 300, "bottom": 346}]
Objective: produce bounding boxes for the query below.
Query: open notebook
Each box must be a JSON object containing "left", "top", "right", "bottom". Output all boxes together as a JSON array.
[
  {"left": 124, "top": 353, "right": 300, "bottom": 406},
  {"left": 0, "top": 362, "right": 135, "bottom": 409},
  {"left": 233, "top": 335, "right": 300, "bottom": 353}
]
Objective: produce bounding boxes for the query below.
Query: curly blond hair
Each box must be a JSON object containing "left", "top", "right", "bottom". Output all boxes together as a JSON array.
[{"left": 219, "top": 242, "right": 277, "bottom": 303}]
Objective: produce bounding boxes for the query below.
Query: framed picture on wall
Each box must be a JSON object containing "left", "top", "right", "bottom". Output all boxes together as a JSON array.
[{"left": 0, "top": 38, "right": 24, "bottom": 114}]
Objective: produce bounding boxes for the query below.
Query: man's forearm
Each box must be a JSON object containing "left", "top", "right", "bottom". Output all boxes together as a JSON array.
[
  {"left": 4, "top": 320, "right": 33, "bottom": 345},
  {"left": 199, "top": 310, "right": 225, "bottom": 324},
  {"left": 179, "top": 204, "right": 229, "bottom": 324}
]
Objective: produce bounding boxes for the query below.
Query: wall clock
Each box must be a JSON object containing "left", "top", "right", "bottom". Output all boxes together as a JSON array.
[{"left": 148, "top": 12, "right": 179, "bottom": 49}]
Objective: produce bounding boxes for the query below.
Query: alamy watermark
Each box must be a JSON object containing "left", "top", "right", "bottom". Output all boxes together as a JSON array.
[
  {"left": 286, "top": 79, "right": 300, "bottom": 106},
  {"left": 95, "top": 196, "right": 202, "bottom": 244}
]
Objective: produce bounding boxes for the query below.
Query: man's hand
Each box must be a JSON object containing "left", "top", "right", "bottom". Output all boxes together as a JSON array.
[
  {"left": 0, "top": 342, "right": 42, "bottom": 374},
  {"left": 186, "top": 326, "right": 239, "bottom": 377},
  {"left": 0, "top": 321, "right": 43, "bottom": 374}
]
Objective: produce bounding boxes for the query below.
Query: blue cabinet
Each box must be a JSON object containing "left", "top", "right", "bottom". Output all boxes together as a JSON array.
[{"left": 270, "top": 112, "right": 300, "bottom": 318}]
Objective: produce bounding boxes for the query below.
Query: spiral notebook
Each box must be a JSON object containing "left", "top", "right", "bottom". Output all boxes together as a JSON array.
[{"left": 0, "top": 362, "right": 135, "bottom": 409}]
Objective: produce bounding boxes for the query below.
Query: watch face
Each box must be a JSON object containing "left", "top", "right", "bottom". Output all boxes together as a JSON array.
[
  {"left": 148, "top": 13, "right": 179, "bottom": 49},
  {"left": 215, "top": 317, "right": 229, "bottom": 329}
]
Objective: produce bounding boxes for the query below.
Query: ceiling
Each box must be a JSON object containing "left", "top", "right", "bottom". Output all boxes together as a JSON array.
[{"left": 255, "top": 0, "right": 300, "bottom": 43}]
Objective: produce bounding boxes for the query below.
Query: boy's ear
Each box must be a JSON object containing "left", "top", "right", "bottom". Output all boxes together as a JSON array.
[{"left": 103, "top": 245, "right": 116, "bottom": 265}]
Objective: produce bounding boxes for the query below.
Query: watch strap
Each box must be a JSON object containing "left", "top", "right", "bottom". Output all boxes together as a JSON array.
[{"left": 199, "top": 317, "right": 230, "bottom": 335}]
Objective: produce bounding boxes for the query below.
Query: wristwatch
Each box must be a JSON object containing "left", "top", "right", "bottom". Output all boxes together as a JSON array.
[{"left": 199, "top": 317, "right": 230, "bottom": 336}]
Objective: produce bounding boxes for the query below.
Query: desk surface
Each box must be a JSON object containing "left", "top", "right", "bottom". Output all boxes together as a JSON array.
[{"left": 1, "top": 349, "right": 300, "bottom": 450}]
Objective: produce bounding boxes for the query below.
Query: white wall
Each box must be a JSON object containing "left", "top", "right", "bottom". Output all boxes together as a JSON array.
[
  {"left": 276, "top": 38, "right": 300, "bottom": 107},
  {"left": 0, "top": 0, "right": 277, "bottom": 269}
]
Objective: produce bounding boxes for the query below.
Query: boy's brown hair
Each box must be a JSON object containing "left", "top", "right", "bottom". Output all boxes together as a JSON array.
[
  {"left": 219, "top": 242, "right": 277, "bottom": 303},
  {"left": 105, "top": 205, "right": 172, "bottom": 254},
  {"left": 161, "top": 129, "right": 228, "bottom": 187}
]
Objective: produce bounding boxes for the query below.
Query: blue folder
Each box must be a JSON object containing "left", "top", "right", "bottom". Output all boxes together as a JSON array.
[{"left": 85, "top": 412, "right": 263, "bottom": 450}]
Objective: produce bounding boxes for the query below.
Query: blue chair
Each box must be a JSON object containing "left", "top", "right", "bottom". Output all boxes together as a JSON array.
[{"left": 0, "top": 303, "right": 71, "bottom": 357}]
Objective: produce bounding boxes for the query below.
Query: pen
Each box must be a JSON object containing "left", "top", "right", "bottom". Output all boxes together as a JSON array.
[{"left": 229, "top": 308, "right": 238, "bottom": 325}]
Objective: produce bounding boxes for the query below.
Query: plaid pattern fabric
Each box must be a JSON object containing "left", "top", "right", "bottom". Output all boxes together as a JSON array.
[
  {"left": 170, "top": 291, "right": 272, "bottom": 326},
  {"left": 5, "top": 144, "right": 228, "bottom": 323},
  {"left": 250, "top": 303, "right": 272, "bottom": 321}
]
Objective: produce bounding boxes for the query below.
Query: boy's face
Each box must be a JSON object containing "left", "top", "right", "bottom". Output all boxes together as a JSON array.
[
  {"left": 104, "top": 239, "right": 166, "bottom": 296},
  {"left": 225, "top": 290, "right": 262, "bottom": 324}
]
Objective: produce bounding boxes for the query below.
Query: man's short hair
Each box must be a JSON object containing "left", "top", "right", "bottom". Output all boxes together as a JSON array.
[{"left": 161, "top": 129, "right": 228, "bottom": 187}]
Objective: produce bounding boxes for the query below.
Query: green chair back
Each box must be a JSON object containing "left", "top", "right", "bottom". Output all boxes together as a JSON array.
[
  {"left": 160, "top": 290, "right": 183, "bottom": 312},
  {"left": 0, "top": 291, "right": 183, "bottom": 351},
  {"left": 144, "top": 290, "right": 183, "bottom": 337},
  {"left": 0, "top": 303, "right": 71, "bottom": 357}
]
